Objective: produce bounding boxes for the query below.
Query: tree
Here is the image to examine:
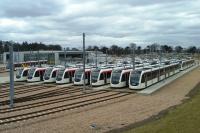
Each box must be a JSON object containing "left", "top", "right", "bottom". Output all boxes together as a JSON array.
[
  {"left": 175, "top": 46, "right": 183, "bottom": 53},
  {"left": 100, "top": 46, "right": 109, "bottom": 54},
  {"left": 0, "top": 41, "right": 3, "bottom": 53},
  {"left": 87, "top": 45, "right": 93, "bottom": 51},
  {"left": 150, "top": 43, "right": 159, "bottom": 52},
  {"left": 71, "top": 48, "right": 79, "bottom": 51},
  {"left": 124, "top": 46, "right": 131, "bottom": 55},
  {"left": 161, "top": 45, "right": 173, "bottom": 53},
  {"left": 93, "top": 46, "right": 99, "bottom": 51},
  {"left": 136, "top": 46, "right": 142, "bottom": 54},
  {"left": 110, "top": 45, "right": 119, "bottom": 55},
  {"left": 186, "top": 46, "right": 197, "bottom": 53}
]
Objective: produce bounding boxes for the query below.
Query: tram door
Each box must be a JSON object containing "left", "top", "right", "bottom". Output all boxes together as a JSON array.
[
  {"left": 104, "top": 73, "right": 107, "bottom": 84},
  {"left": 157, "top": 70, "right": 160, "bottom": 82},
  {"left": 164, "top": 68, "right": 167, "bottom": 79},
  {"left": 38, "top": 70, "right": 43, "bottom": 81},
  {"left": 145, "top": 73, "right": 147, "bottom": 88},
  {"left": 52, "top": 71, "right": 57, "bottom": 78},
  {"left": 126, "top": 73, "right": 129, "bottom": 86},
  {"left": 69, "top": 72, "right": 72, "bottom": 83},
  {"left": 85, "top": 72, "right": 91, "bottom": 85}
]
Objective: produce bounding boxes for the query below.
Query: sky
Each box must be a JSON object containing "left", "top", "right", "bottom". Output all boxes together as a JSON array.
[{"left": 0, "top": 0, "right": 200, "bottom": 48}]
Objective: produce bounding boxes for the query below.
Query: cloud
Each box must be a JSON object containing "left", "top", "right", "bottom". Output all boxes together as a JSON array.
[
  {"left": 0, "top": 0, "right": 63, "bottom": 17},
  {"left": 0, "top": 0, "right": 199, "bottom": 48}
]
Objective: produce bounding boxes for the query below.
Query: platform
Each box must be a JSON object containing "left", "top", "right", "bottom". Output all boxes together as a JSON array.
[{"left": 138, "top": 64, "right": 199, "bottom": 95}]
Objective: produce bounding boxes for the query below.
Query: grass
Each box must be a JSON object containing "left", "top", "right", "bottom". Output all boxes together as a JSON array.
[{"left": 125, "top": 83, "right": 200, "bottom": 133}]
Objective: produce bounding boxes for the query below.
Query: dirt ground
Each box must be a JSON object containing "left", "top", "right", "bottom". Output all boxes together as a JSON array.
[{"left": 1, "top": 67, "right": 200, "bottom": 133}]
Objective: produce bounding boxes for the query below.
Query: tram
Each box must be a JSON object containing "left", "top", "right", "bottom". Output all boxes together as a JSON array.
[
  {"left": 27, "top": 67, "right": 46, "bottom": 82},
  {"left": 91, "top": 68, "right": 112, "bottom": 86},
  {"left": 56, "top": 67, "right": 78, "bottom": 84}
]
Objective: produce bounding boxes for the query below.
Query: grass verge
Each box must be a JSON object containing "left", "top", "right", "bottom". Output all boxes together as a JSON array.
[{"left": 124, "top": 82, "right": 200, "bottom": 133}]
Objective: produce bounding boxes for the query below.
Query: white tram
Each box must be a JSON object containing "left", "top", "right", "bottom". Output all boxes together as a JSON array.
[
  {"left": 15, "top": 67, "right": 30, "bottom": 81},
  {"left": 27, "top": 67, "right": 46, "bottom": 82},
  {"left": 110, "top": 67, "right": 132, "bottom": 88},
  {"left": 56, "top": 67, "right": 78, "bottom": 84},
  {"left": 74, "top": 68, "right": 91, "bottom": 85},
  {"left": 129, "top": 63, "right": 181, "bottom": 90},
  {"left": 91, "top": 68, "right": 112, "bottom": 86},
  {"left": 180, "top": 59, "right": 195, "bottom": 71},
  {"left": 43, "top": 66, "right": 64, "bottom": 83}
]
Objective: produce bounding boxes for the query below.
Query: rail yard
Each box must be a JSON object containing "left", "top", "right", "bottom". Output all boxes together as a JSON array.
[{"left": 0, "top": 57, "right": 199, "bottom": 133}]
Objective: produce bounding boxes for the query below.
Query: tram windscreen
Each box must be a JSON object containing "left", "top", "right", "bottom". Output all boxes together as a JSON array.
[
  {"left": 130, "top": 71, "right": 141, "bottom": 86},
  {"left": 16, "top": 69, "right": 23, "bottom": 78},
  {"left": 91, "top": 69, "right": 100, "bottom": 83},
  {"left": 111, "top": 70, "right": 122, "bottom": 84},
  {"left": 44, "top": 68, "right": 53, "bottom": 78},
  {"left": 74, "top": 70, "right": 83, "bottom": 82},
  {"left": 56, "top": 69, "right": 65, "bottom": 81},
  {"left": 28, "top": 68, "right": 36, "bottom": 77}
]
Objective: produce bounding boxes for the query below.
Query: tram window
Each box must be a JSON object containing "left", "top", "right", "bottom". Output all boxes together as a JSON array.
[
  {"left": 121, "top": 74, "right": 126, "bottom": 82},
  {"left": 69, "top": 72, "right": 72, "bottom": 77},
  {"left": 152, "top": 71, "right": 155, "bottom": 78},
  {"left": 159, "top": 70, "right": 162, "bottom": 75},
  {"left": 23, "top": 70, "right": 28, "bottom": 76},
  {"left": 147, "top": 72, "right": 151, "bottom": 80},
  {"left": 100, "top": 73, "right": 104, "bottom": 80},
  {"left": 64, "top": 72, "right": 69, "bottom": 78},
  {"left": 85, "top": 73, "right": 88, "bottom": 79},
  {"left": 154, "top": 71, "right": 157, "bottom": 78},
  {"left": 107, "top": 72, "right": 111, "bottom": 78},
  {"left": 155, "top": 70, "right": 158, "bottom": 77},
  {"left": 35, "top": 71, "right": 39, "bottom": 77},
  {"left": 72, "top": 71, "right": 75, "bottom": 76},
  {"left": 52, "top": 71, "right": 57, "bottom": 78},
  {"left": 141, "top": 74, "right": 146, "bottom": 83},
  {"left": 161, "top": 69, "right": 164, "bottom": 75}
]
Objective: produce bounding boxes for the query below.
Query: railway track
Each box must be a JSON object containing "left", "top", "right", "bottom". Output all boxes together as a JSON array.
[
  {"left": 0, "top": 83, "right": 25, "bottom": 89},
  {"left": 0, "top": 85, "right": 57, "bottom": 98},
  {"left": 0, "top": 84, "right": 43, "bottom": 93},
  {"left": 0, "top": 91, "right": 131, "bottom": 125},
  {"left": 0, "top": 90, "right": 108, "bottom": 113},
  {"left": 0, "top": 86, "right": 81, "bottom": 106},
  {"left": 0, "top": 84, "right": 47, "bottom": 93}
]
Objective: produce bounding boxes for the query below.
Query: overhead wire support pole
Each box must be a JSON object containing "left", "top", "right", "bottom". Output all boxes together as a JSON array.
[
  {"left": 159, "top": 45, "right": 162, "bottom": 81},
  {"left": 83, "top": 33, "right": 86, "bottom": 93},
  {"left": 130, "top": 43, "right": 136, "bottom": 70},
  {"left": 198, "top": 48, "right": 200, "bottom": 66},
  {"left": 18, "top": 47, "right": 20, "bottom": 64},
  {"left": 106, "top": 49, "right": 108, "bottom": 66},
  {"left": 95, "top": 48, "right": 98, "bottom": 68},
  {"left": 64, "top": 48, "right": 67, "bottom": 68},
  {"left": 37, "top": 50, "right": 41, "bottom": 67},
  {"left": 9, "top": 43, "right": 14, "bottom": 108}
]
